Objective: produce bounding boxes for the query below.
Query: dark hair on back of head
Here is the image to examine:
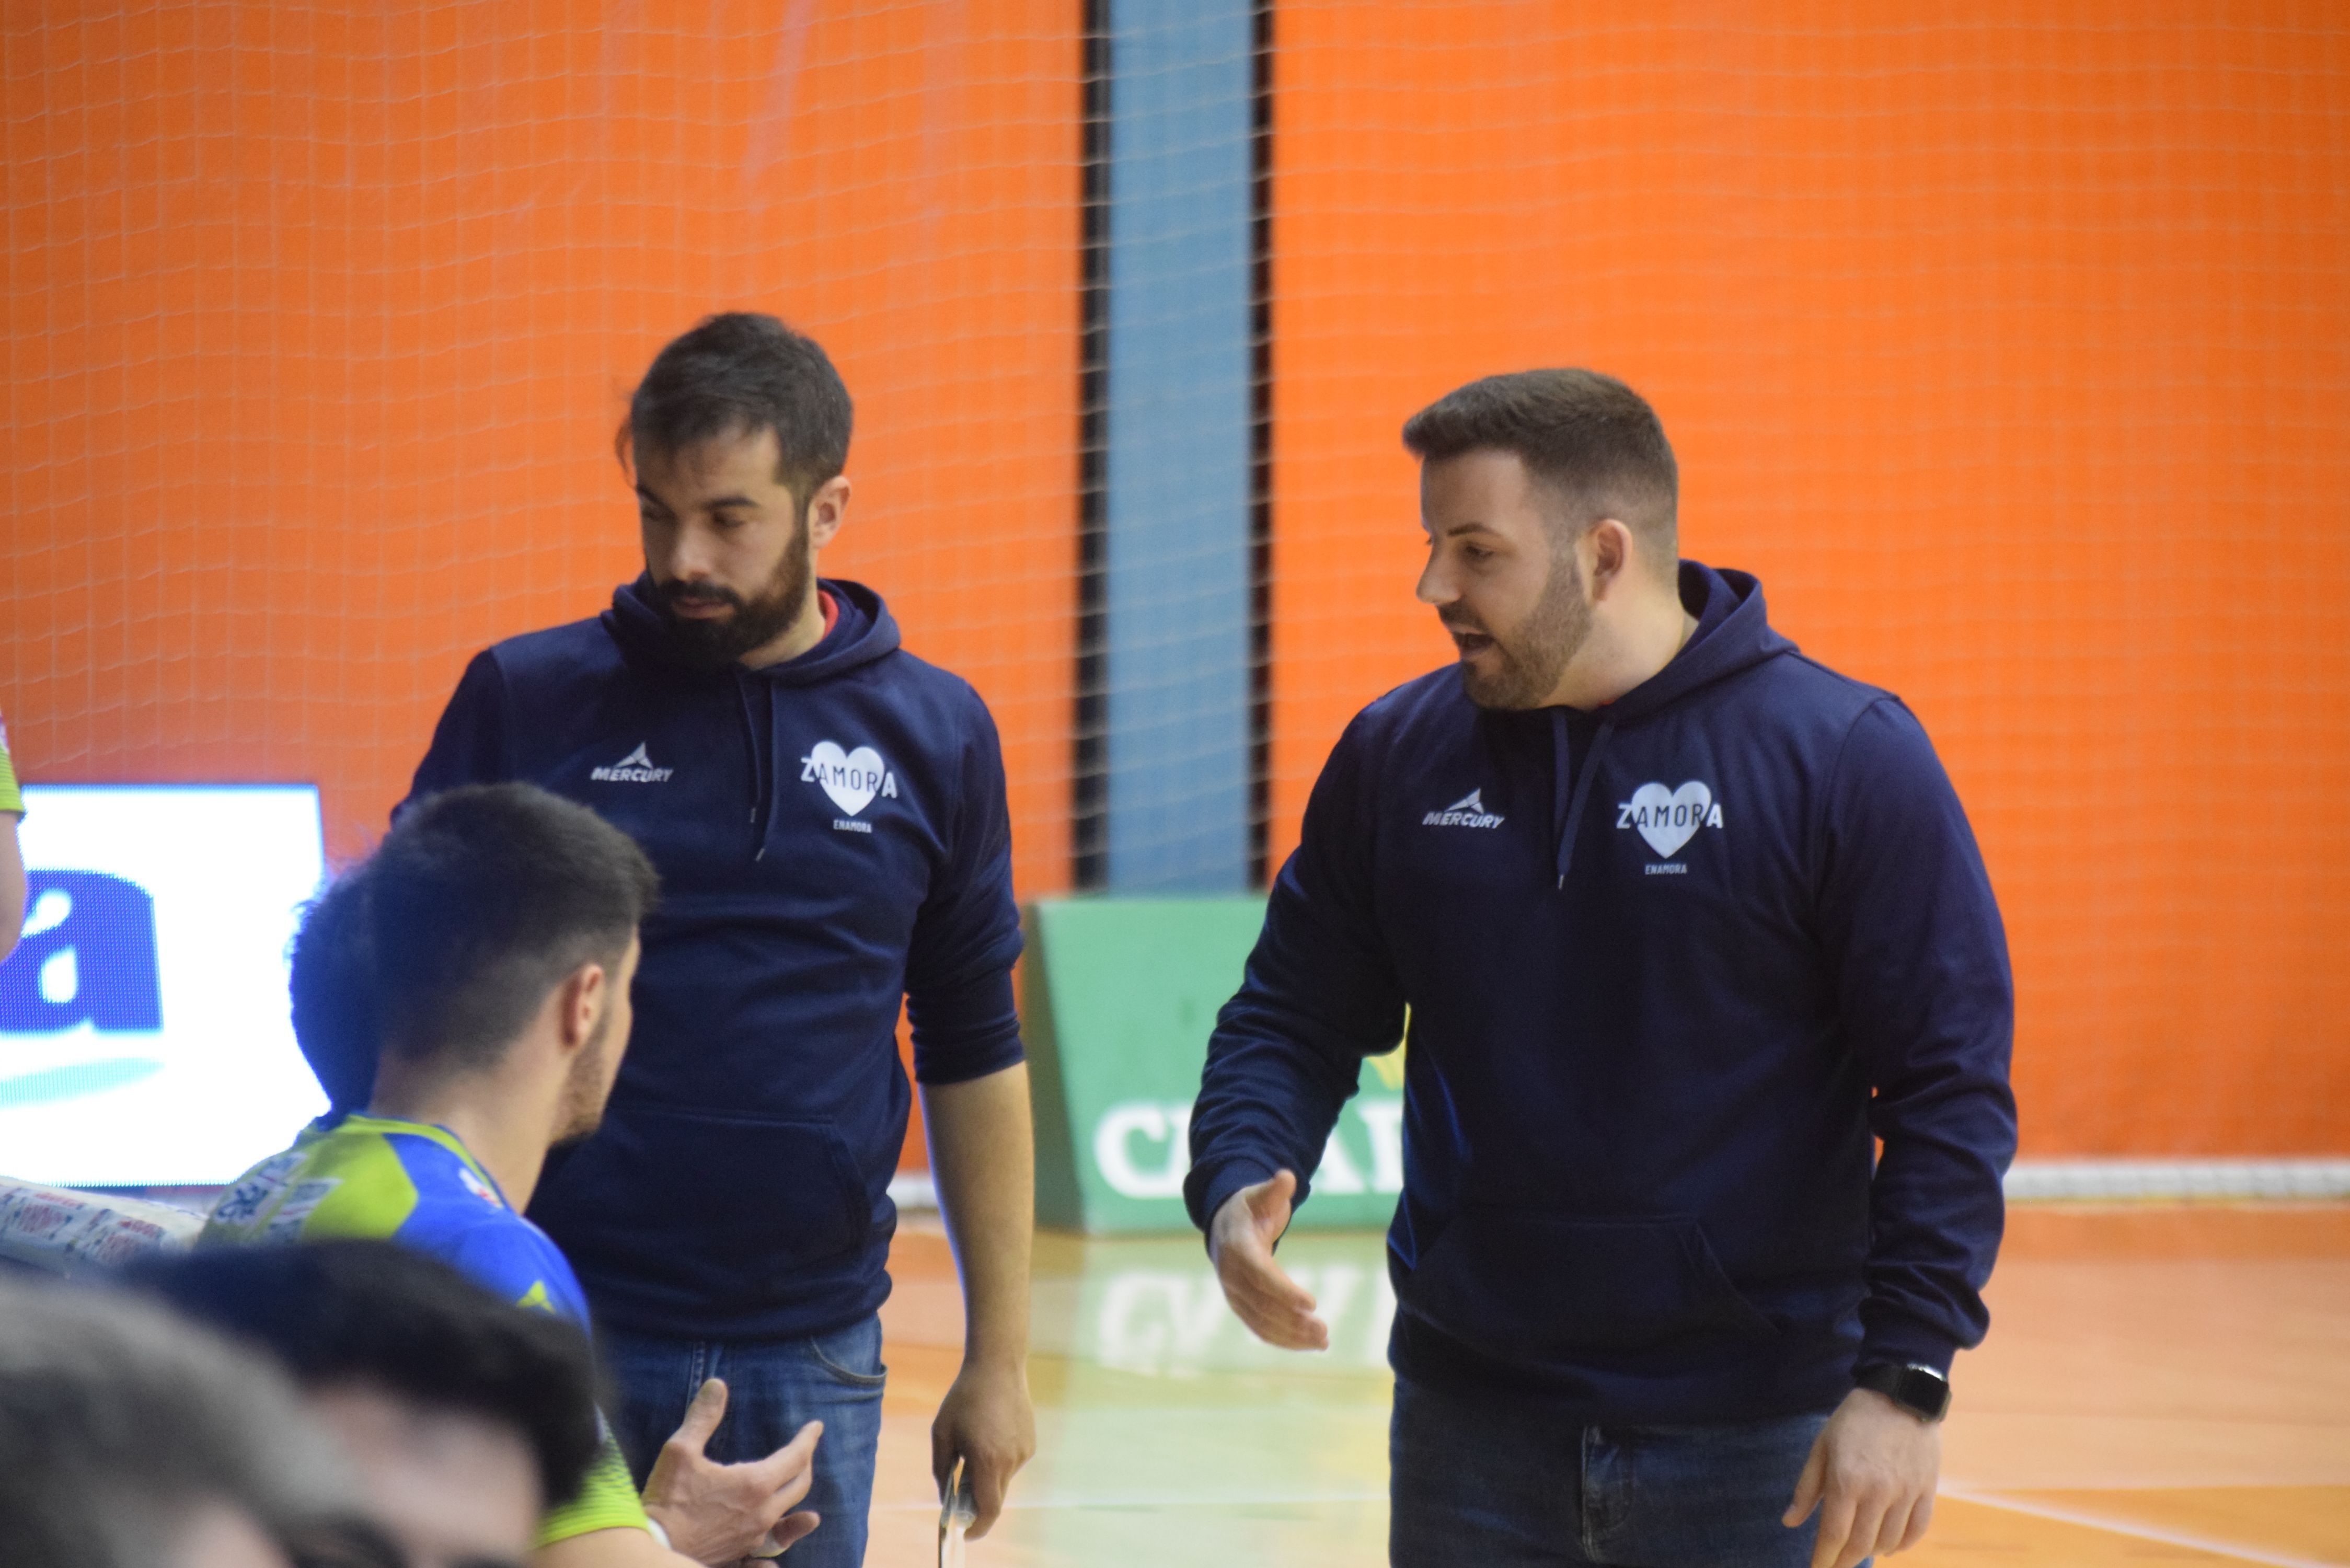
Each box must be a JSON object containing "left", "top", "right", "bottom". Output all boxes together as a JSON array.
[
  {"left": 289, "top": 866, "right": 379, "bottom": 1117},
  {"left": 0, "top": 1276, "right": 370, "bottom": 1568},
  {"left": 619, "top": 312, "right": 853, "bottom": 505},
  {"left": 373, "top": 782, "right": 658, "bottom": 1071},
  {"left": 130, "top": 1240, "right": 603, "bottom": 1512},
  {"left": 1402, "top": 368, "right": 1679, "bottom": 576}
]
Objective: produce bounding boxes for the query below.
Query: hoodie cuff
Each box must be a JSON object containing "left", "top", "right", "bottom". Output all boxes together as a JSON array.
[
  {"left": 907, "top": 969, "right": 1024, "bottom": 1086},
  {"left": 1857, "top": 1304, "right": 1963, "bottom": 1378},
  {"left": 1184, "top": 1157, "right": 1280, "bottom": 1248}
]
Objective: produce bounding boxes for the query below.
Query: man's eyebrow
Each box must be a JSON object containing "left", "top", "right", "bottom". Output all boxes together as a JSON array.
[
  {"left": 1429, "top": 518, "right": 1503, "bottom": 538},
  {"left": 635, "top": 487, "right": 760, "bottom": 512}
]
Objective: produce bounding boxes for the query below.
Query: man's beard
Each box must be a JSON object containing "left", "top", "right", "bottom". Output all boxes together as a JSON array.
[
  {"left": 1445, "top": 547, "right": 1594, "bottom": 710},
  {"left": 652, "top": 509, "right": 813, "bottom": 669},
  {"left": 551, "top": 1007, "right": 615, "bottom": 1147}
]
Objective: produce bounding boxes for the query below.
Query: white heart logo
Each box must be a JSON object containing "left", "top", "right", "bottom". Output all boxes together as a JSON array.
[
  {"left": 808, "top": 740, "right": 888, "bottom": 817},
  {"left": 1628, "top": 780, "right": 1713, "bottom": 859}
]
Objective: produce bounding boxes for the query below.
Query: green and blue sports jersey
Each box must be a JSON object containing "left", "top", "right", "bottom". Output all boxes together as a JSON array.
[
  {"left": 203, "top": 1114, "right": 650, "bottom": 1545},
  {"left": 205, "top": 1114, "right": 590, "bottom": 1318},
  {"left": 0, "top": 710, "right": 22, "bottom": 815}
]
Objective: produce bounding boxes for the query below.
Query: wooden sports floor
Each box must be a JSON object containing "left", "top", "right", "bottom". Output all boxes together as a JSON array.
[{"left": 866, "top": 1205, "right": 2350, "bottom": 1567}]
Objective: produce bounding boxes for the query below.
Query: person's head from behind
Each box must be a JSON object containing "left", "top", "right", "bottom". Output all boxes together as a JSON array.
[
  {"left": 133, "top": 1240, "right": 603, "bottom": 1568},
  {"left": 1403, "top": 369, "right": 1680, "bottom": 709},
  {"left": 291, "top": 863, "right": 379, "bottom": 1120},
  {"left": 372, "top": 782, "right": 658, "bottom": 1141},
  {"left": 622, "top": 312, "right": 855, "bottom": 667},
  {"left": 0, "top": 1275, "right": 369, "bottom": 1568}
]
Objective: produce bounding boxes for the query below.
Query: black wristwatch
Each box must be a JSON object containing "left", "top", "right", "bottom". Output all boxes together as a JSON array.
[{"left": 1853, "top": 1362, "right": 1951, "bottom": 1422}]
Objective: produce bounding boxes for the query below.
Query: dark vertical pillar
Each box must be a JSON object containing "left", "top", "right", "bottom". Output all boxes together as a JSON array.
[{"left": 1087, "top": 0, "right": 1255, "bottom": 893}]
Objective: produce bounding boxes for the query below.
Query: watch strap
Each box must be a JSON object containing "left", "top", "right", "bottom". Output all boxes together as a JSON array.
[{"left": 1854, "top": 1361, "right": 1951, "bottom": 1422}]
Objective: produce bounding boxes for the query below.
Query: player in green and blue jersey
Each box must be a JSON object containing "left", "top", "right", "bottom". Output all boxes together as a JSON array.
[
  {"left": 205, "top": 1112, "right": 646, "bottom": 1543},
  {"left": 206, "top": 784, "right": 822, "bottom": 1567},
  {"left": 1, "top": 707, "right": 25, "bottom": 964}
]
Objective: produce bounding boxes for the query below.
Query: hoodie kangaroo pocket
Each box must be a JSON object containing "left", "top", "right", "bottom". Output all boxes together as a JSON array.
[
  {"left": 537, "top": 1102, "right": 871, "bottom": 1293},
  {"left": 1403, "top": 1208, "right": 1777, "bottom": 1360}
]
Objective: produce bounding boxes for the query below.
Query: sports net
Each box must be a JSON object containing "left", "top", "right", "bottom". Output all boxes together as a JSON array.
[
  {"left": 0, "top": 3, "right": 1081, "bottom": 1174},
  {"left": 4, "top": 2, "right": 2346, "bottom": 1165},
  {"left": 0, "top": 0, "right": 1081, "bottom": 889},
  {"left": 1264, "top": 1, "right": 2350, "bottom": 1161}
]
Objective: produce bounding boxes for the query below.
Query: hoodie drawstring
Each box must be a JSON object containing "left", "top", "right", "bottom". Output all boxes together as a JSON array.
[
  {"left": 766, "top": 684, "right": 787, "bottom": 861},
  {"left": 734, "top": 671, "right": 770, "bottom": 861},
  {"left": 1554, "top": 713, "right": 1616, "bottom": 889}
]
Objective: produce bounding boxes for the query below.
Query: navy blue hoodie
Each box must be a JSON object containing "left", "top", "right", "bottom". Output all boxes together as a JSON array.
[
  {"left": 400, "top": 578, "right": 1025, "bottom": 1341},
  {"left": 1185, "top": 563, "right": 2015, "bottom": 1423}
]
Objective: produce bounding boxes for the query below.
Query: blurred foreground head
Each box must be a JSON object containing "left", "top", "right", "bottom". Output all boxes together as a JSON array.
[
  {"left": 0, "top": 1274, "right": 371, "bottom": 1568},
  {"left": 133, "top": 1240, "right": 603, "bottom": 1568}
]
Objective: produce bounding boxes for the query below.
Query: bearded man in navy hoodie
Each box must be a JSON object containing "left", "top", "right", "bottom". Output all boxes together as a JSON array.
[
  {"left": 400, "top": 314, "right": 1035, "bottom": 1567},
  {"left": 1186, "top": 370, "right": 2016, "bottom": 1568}
]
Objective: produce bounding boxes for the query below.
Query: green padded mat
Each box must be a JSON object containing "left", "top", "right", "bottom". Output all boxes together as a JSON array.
[{"left": 1023, "top": 896, "right": 1403, "bottom": 1234}]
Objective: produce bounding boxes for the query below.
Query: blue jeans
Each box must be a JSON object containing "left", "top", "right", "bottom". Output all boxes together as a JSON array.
[
  {"left": 604, "top": 1316, "right": 886, "bottom": 1568},
  {"left": 1390, "top": 1373, "right": 1857, "bottom": 1567}
]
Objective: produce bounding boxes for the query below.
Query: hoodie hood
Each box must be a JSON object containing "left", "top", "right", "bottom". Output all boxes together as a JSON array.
[
  {"left": 1604, "top": 562, "right": 1796, "bottom": 722},
  {"left": 603, "top": 574, "right": 903, "bottom": 686},
  {"left": 1516, "top": 561, "right": 1796, "bottom": 885}
]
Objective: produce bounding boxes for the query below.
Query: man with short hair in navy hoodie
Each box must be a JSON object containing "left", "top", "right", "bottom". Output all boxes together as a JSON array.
[
  {"left": 1186, "top": 370, "right": 2016, "bottom": 1568},
  {"left": 401, "top": 314, "right": 1034, "bottom": 1568}
]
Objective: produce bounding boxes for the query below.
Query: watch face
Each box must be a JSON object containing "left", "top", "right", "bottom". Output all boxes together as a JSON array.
[
  {"left": 1860, "top": 1362, "right": 1950, "bottom": 1420},
  {"left": 1893, "top": 1365, "right": 1951, "bottom": 1420}
]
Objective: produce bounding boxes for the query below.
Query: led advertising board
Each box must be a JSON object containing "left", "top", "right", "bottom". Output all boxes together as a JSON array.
[{"left": 0, "top": 786, "right": 328, "bottom": 1186}]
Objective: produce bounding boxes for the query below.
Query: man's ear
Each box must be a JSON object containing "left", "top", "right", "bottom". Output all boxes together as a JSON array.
[
  {"left": 554, "top": 961, "right": 608, "bottom": 1057},
  {"left": 1585, "top": 518, "right": 1635, "bottom": 597},
  {"left": 805, "top": 474, "right": 851, "bottom": 550}
]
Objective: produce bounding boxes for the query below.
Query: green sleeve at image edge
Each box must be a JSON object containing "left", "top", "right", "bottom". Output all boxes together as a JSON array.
[{"left": 535, "top": 1431, "right": 654, "bottom": 1546}]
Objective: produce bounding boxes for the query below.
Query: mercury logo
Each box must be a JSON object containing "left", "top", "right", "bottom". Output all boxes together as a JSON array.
[
  {"left": 590, "top": 744, "right": 674, "bottom": 784},
  {"left": 1422, "top": 788, "right": 1505, "bottom": 829}
]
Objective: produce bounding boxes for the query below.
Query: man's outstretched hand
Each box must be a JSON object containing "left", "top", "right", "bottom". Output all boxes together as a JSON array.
[
  {"left": 1783, "top": 1387, "right": 1940, "bottom": 1568},
  {"left": 1207, "top": 1170, "right": 1329, "bottom": 1351},
  {"left": 642, "top": 1378, "right": 823, "bottom": 1562}
]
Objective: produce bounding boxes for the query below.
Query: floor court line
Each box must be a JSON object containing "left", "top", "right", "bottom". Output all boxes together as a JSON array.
[
  {"left": 872, "top": 1207, "right": 2350, "bottom": 1565},
  {"left": 876, "top": 1489, "right": 1390, "bottom": 1512},
  {"left": 877, "top": 1484, "right": 2338, "bottom": 1562},
  {"left": 1941, "top": 1489, "right": 2340, "bottom": 1568}
]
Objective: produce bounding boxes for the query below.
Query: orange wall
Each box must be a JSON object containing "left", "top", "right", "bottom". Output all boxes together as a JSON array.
[
  {"left": 1269, "top": 3, "right": 2350, "bottom": 1156},
  {"left": 0, "top": 0, "right": 1080, "bottom": 899},
  {"left": 7, "top": 4, "right": 2345, "bottom": 1162},
  {"left": 0, "top": 3, "right": 1078, "bottom": 1174}
]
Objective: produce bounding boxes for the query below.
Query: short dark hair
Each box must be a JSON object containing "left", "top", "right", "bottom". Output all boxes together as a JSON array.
[
  {"left": 619, "top": 312, "right": 854, "bottom": 504},
  {"left": 1402, "top": 368, "right": 1679, "bottom": 572},
  {"left": 130, "top": 1240, "right": 603, "bottom": 1512},
  {"left": 289, "top": 866, "right": 378, "bottom": 1117},
  {"left": 373, "top": 783, "right": 658, "bottom": 1070},
  {"left": 0, "top": 1276, "right": 366, "bottom": 1568}
]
